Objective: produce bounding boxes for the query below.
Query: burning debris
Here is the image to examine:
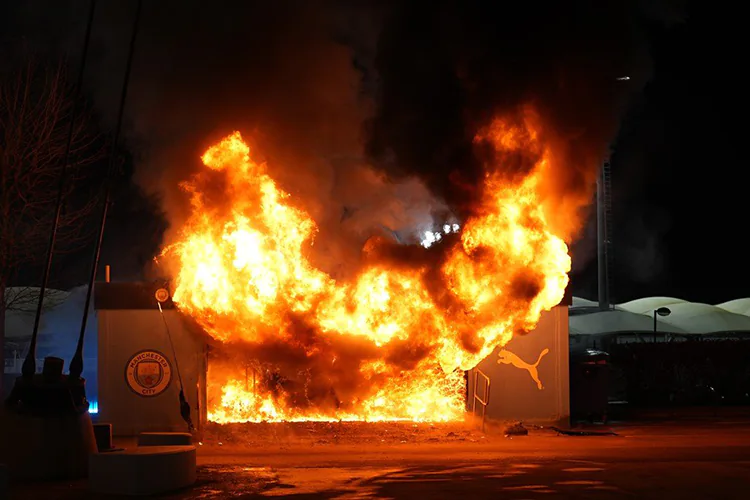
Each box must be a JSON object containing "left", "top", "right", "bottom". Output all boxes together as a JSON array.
[
  {"left": 202, "top": 421, "right": 479, "bottom": 448},
  {"left": 159, "top": 114, "right": 570, "bottom": 423}
]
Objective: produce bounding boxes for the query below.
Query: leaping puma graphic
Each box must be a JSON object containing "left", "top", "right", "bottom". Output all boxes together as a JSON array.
[{"left": 497, "top": 348, "right": 550, "bottom": 390}]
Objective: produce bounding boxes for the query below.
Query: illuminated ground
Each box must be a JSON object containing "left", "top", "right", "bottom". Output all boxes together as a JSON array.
[
  {"left": 10, "top": 418, "right": 750, "bottom": 499},
  {"left": 201, "top": 420, "right": 480, "bottom": 447}
]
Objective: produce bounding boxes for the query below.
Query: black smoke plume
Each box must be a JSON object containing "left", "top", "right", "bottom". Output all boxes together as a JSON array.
[
  {"left": 3, "top": 0, "right": 679, "bottom": 261},
  {"left": 366, "top": 0, "right": 666, "bottom": 239},
  {"left": 87, "top": 0, "right": 448, "bottom": 276}
]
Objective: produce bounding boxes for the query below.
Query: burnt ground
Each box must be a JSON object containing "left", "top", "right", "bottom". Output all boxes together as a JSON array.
[
  {"left": 8, "top": 418, "right": 750, "bottom": 499},
  {"left": 200, "top": 420, "right": 485, "bottom": 448}
]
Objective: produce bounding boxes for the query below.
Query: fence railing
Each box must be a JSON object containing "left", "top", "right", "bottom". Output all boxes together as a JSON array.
[{"left": 607, "top": 340, "right": 750, "bottom": 407}]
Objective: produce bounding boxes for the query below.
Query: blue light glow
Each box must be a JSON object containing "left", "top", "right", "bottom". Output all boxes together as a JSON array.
[{"left": 89, "top": 400, "right": 99, "bottom": 414}]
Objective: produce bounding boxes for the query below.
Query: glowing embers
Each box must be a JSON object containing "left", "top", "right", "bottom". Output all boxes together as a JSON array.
[{"left": 421, "top": 223, "right": 461, "bottom": 249}]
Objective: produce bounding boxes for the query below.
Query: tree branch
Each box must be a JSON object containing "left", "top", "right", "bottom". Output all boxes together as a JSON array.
[{"left": 0, "top": 50, "right": 106, "bottom": 281}]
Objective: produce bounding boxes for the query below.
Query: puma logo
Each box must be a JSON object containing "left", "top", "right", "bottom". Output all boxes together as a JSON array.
[{"left": 497, "top": 348, "right": 550, "bottom": 390}]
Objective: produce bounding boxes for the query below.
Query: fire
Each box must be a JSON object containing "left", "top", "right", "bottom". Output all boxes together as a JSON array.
[{"left": 161, "top": 112, "right": 570, "bottom": 424}]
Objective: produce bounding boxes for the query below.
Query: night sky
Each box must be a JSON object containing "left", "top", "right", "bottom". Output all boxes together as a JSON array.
[
  {"left": 4, "top": 1, "right": 736, "bottom": 305},
  {"left": 575, "top": 5, "right": 740, "bottom": 305}
]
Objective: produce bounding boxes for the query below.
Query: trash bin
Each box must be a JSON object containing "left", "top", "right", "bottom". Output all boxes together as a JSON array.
[{"left": 570, "top": 349, "right": 610, "bottom": 423}]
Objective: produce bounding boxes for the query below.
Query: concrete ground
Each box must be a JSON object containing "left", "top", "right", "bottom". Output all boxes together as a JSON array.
[{"left": 8, "top": 419, "right": 750, "bottom": 499}]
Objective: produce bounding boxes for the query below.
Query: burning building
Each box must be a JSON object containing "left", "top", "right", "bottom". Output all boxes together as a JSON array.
[
  {"left": 84, "top": 0, "right": 654, "bottom": 435},
  {"left": 93, "top": 114, "right": 573, "bottom": 435}
]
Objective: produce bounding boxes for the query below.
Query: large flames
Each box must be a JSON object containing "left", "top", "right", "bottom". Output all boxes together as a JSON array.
[{"left": 161, "top": 111, "right": 571, "bottom": 423}]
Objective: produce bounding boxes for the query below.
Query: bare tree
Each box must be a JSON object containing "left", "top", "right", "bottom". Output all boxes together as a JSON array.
[
  {"left": 0, "top": 54, "right": 104, "bottom": 394},
  {"left": 3, "top": 287, "right": 67, "bottom": 312}
]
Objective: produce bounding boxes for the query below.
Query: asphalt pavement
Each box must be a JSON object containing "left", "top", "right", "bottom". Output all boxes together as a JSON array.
[{"left": 9, "top": 420, "right": 750, "bottom": 499}]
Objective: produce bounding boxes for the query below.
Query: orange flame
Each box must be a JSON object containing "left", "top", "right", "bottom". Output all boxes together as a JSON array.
[{"left": 161, "top": 113, "right": 570, "bottom": 423}]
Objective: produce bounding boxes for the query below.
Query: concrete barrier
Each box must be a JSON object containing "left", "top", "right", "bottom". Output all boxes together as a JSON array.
[
  {"left": 138, "top": 432, "right": 193, "bottom": 447},
  {"left": 0, "top": 409, "right": 97, "bottom": 480},
  {"left": 89, "top": 445, "right": 196, "bottom": 495}
]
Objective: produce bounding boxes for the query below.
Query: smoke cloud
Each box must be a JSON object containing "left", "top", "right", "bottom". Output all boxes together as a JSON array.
[
  {"left": 619, "top": 205, "right": 670, "bottom": 283},
  {"left": 78, "top": 0, "right": 445, "bottom": 278},
  {"left": 366, "top": 0, "right": 664, "bottom": 242},
  {"left": 4, "top": 0, "right": 679, "bottom": 265},
  {"left": 3, "top": 0, "right": 684, "bottom": 415}
]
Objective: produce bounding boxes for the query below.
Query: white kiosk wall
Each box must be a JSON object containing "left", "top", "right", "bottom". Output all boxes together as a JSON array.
[
  {"left": 95, "top": 283, "right": 207, "bottom": 437},
  {"left": 468, "top": 306, "right": 570, "bottom": 426}
]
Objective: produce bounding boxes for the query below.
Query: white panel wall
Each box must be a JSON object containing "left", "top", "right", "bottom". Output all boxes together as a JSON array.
[
  {"left": 97, "top": 310, "right": 207, "bottom": 436},
  {"left": 468, "top": 306, "right": 569, "bottom": 426}
]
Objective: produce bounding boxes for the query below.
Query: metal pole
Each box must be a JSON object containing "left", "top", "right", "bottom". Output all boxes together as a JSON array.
[
  {"left": 22, "top": 0, "right": 98, "bottom": 380},
  {"left": 653, "top": 311, "right": 657, "bottom": 343},
  {"left": 69, "top": 0, "right": 142, "bottom": 381},
  {"left": 596, "top": 170, "right": 608, "bottom": 311}
]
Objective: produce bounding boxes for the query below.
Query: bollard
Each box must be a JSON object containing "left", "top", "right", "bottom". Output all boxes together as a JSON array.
[
  {"left": 42, "top": 357, "right": 65, "bottom": 383},
  {"left": 94, "top": 423, "right": 123, "bottom": 452}
]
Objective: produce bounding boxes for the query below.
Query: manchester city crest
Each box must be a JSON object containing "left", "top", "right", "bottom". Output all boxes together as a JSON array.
[{"left": 125, "top": 350, "right": 172, "bottom": 397}]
